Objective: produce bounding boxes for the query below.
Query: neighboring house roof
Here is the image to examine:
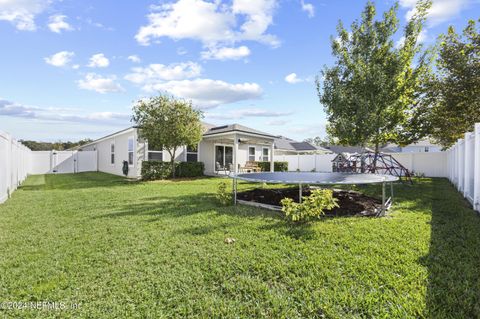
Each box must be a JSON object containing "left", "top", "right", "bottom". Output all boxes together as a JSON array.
[
  {"left": 274, "top": 136, "right": 331, "bottom": 153},
  {"left": 325, "top": 145, "right": 373, "bottom": 154},
  {"left": 404, "top": 138, "right": 439, "bottom": 147},
  {"left": 380, "top": 139, "right": 441, "bottom": 153},
  {"left": 203, "top": 123, "right": 276, "bottom": 138}
]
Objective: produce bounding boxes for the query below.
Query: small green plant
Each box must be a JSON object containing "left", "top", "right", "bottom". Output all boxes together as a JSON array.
[
  {"left": 216, "top": 181, "right": 232, "bottom": 206},
  {"left": 346, "top": 184, "right": 359, "bottom": 192},
  {"left": 280, "top": 189, "right": 339, "bottom": 222},
  {"left": 414, "top": 171, "right": 426, "bottom": 178}
]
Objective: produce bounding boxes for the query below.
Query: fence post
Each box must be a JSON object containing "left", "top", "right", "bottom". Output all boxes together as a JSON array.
[
  {"left": 464, "top": 132, "right": 471, "bottom": 198},
  {"left": 474, "top": 124, "right": 480, "bottom": 211}
]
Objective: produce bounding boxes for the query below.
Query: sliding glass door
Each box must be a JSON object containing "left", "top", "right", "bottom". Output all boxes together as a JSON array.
[{"left": 215, "top": 145, "right": 233, "bottom": 169}]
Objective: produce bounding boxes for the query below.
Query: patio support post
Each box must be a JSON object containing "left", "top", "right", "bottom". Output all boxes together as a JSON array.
[
  {"left": 270, "top": 141, "right": 274, "bottom": 172},
  {"left": 233, "top": 133, "right": 239, "bottom": 175}
]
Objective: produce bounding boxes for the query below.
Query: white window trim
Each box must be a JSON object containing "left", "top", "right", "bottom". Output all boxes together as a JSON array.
[
  {"left": 147, "top": 142, "right": 164, "bottom": 162},
  {"left": 213, "top": 143, "right": 234, "bottom": 172},
  {"left": 262, "top": 147, "right": 270, "bottom": 162},
  {"left": 128, "top": 137, "right": 135, "bottom": 167},
  {"left": 185, "top": 143, "right": 199, "bottom": 162},
  {"left": 248, "top": 146, "right": 256, "bottom": 162},
  {"left": 110, "top": 141, "right": 115, "bottom": 166}
]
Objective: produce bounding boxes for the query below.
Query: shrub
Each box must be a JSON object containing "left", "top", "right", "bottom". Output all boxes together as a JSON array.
[
  {"left": 176, "top": 162, "right": 204, "bottom": 177},
  {"left": 280, "top": 189, "right": 339, "bottom": 222},
  {"left": 216, "top": 182, "right": 232, "bottom": 206},
  {"left": 141, "top": 161, "right": 173, "bottom": 180},
  {"left": 257, "top": 161, "right": 288, "bottom": 172},
  {"left": 141, "top": 161, "right": 204, "bottom": 180}
]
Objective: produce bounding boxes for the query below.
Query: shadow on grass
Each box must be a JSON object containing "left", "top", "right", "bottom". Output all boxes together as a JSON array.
[
  {"left": 20, "top": 172, "right": 135, "bottom": 191},
  {"left": 423, "top": 179, "right": 480, "bottom": 318}
]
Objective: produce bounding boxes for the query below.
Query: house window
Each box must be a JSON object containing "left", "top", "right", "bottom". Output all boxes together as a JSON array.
[
  {"left": 186, "top": 145, "right": 198, "bottom": 162},
  {"left": 424, "top": 147, "right": 429, "bottom": 152},
  {"left": 148, "top": 142, "right": 163, "bottom": 161},
  {"left": 248, "top": 147, "right": 255, "bottom": 162},
  {"left": 110, "top": 142, "right": 115, "bottom": 164},
  {"left": 128, "top": 137, "right": 134, "bottom": 165},
  {"left": 262, "top": 147, "right": 270, "bottom": 162}
]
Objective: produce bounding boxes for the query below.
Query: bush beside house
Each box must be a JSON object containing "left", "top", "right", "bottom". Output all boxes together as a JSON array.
[
  {"left": 142, "top": 161, "right": 204, "bottom": 180},
  {"left": 257, "top": 161, "right": 288, "bottom": 172}
]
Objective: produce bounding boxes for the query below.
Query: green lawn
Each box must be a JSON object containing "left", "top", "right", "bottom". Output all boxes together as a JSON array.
[{"left": 0, "top": 173, "right": 479, "bottom": 318}]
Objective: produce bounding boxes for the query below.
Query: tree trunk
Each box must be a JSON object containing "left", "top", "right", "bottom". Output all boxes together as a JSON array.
[
  {"left": 372, "top": 143, "right": 379, "bottom": 173},
  {"left": 169, "top": 148, "right": 177, "bottom": 178}
]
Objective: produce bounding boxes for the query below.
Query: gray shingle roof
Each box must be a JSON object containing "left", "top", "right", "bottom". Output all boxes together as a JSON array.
[
  {"left": 325, "top": 145, "right": 373, "bottom": 154},
  {"left": 274, "top": 136, "right": 330, "bottom": 152},
  {"left": 203, "top": 123, "right": 276, "bottom": 138}
]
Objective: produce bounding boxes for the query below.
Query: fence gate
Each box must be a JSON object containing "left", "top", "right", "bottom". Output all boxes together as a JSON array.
[{"left": 30, "top": 150, "right": 97, "bottom": 175}]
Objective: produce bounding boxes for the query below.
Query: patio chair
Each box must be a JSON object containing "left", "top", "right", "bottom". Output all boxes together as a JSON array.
[{"left": 216, "top": 162, "right": 228, "bottom": 175}]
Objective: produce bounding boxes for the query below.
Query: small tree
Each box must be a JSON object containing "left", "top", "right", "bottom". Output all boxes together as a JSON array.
[
  {"left": 425, "top": 19, "right": 480, "bottom": 147},
  {"left": 317, "top": 1, "right": 430, "bottom": 168},
  {"left": 132, "top": 94, "right": 203, "bottom": 178}
]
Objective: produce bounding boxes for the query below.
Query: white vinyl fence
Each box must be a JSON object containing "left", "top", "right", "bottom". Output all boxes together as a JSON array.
[
  {"left": 275, "top": 152, "right": 448, "bottom": 177},
  {"left": 274, "top": 153, "right": 337, "bottom": 172},
  {"left": 389, "top": 152, "right": 448, "bottom": 178},
  {"left": 447, "top": 123, "right": 480, "bottom": 212},
  {"left": 0, "top": 131, "right": 31, "bottom": 203},
  {"left": 1, "top": 130, "right": 99, "bottom": 204},
  {"left": 30, "top": 150, "right": 97, "bottom": 174}
]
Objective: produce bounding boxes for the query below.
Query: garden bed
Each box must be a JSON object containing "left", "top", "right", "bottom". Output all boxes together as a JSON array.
[{"left": 237, "top": 187, "right": 382, "bottom": 216}]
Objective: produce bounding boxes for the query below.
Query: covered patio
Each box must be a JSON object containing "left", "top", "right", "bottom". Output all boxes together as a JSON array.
[{"left": 199, "top": 124, "right": 275, "bottom": 175}]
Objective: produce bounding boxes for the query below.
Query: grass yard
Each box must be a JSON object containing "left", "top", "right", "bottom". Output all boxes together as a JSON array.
[{"left": 1, "top": 172, "right": 479, "bottom": 318}]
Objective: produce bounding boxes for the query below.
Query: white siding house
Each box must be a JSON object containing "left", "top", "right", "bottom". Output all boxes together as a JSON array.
[
  {"left": 381, "top": 139, "right": 442, "bottom": 153},
  {"left": 79, "top": 127, "right": 146, "bottom": 178},
  {"left": 78, "top": 123, "right": 294, "bottom": 178}
]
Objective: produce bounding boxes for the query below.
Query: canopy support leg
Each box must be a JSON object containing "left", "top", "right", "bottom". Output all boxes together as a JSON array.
[
  {"left": 299, "top": 183, "right": 302, "bottom": 203},
  {"left": 381, "top": 182, "right": 386, "bottom": 216},
  {"left": 233, "top": 176, "right": 237, "bottom": 205}
]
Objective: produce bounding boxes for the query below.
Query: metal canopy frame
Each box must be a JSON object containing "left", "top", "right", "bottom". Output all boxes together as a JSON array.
[
  {"left": 232, "top": 172, "right": 398, "bottom": 216},
  {"left": 334, "top": 152, "right": 413, "bottom": 183}
]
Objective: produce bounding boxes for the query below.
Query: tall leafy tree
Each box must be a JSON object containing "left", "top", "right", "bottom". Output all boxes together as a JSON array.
[
  {"left": 132, "top": 94, "right": 204, "bottom": 178},
  {"left": 426, "top": 19, "right": 480, "bottom": 147},
  {"left": 317, "top": 1, "right": 430, "bottom": 163}
]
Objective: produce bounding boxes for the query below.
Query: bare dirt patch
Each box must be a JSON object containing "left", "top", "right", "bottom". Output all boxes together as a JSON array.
[{"left": 237, "top": 187, "right": 382, "bottom": 217}]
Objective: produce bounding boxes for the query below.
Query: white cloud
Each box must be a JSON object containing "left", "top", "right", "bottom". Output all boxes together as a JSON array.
[
  {"left": 301, "top": 0, "right": 314, "bottom": 18},
  {"left": 231, "top": 0, "right": 279, "bottom": 46},
  {"left": 0, "top": 98, "right": 129, "bottom": 125},
  {"left": 177, "top": 47, "right": 188, "bottom": 55},
  {"left": 87, "top": 53, "right": 110, "bottom": 68},
  {"left": 144, "top": 78, "right": 263, "bottom": 109},
  {"left": 266, "top": 119, "right": 287, "bottom": 126},
  {"left": 47, "top": 14, "right": 73, "bottom": 33},
  {"left": 284, "top": 73, "right": 302, "bottom": 84},
  {"left": 400, "top": 0, "right": 471, "bottom": 26},
  {"left": 201, "top": 45, "right": 250, "bottom": 60},
  {"left": 127, "top": 55, "right": 141, "bottom": 63},
  {"left": 77, "top": 73, "right": 124, "bottom": 94},
  {"left": 125, "top": 61, "right": 202, "bottom": 84},
  {"left": 0, "top": 0, "right": 52, "bottom": 31},
  {"left": 135, "top": 0, "right": 279, "bottom": 48},
  {"left": 44, "top": 51, "right": 75, "bottom": 67},
  {"left": 206, "top": 108, "right": 291, "bottom": 120}
]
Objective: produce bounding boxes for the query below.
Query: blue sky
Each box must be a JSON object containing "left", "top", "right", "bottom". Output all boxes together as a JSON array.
[{"left": 0, "top": 0, "right": 479, "bottom": 142}]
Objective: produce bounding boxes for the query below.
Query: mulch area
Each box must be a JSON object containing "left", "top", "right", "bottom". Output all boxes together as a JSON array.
[{"left": 237, "top": 187, "right": 382, "bottom": 217}]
